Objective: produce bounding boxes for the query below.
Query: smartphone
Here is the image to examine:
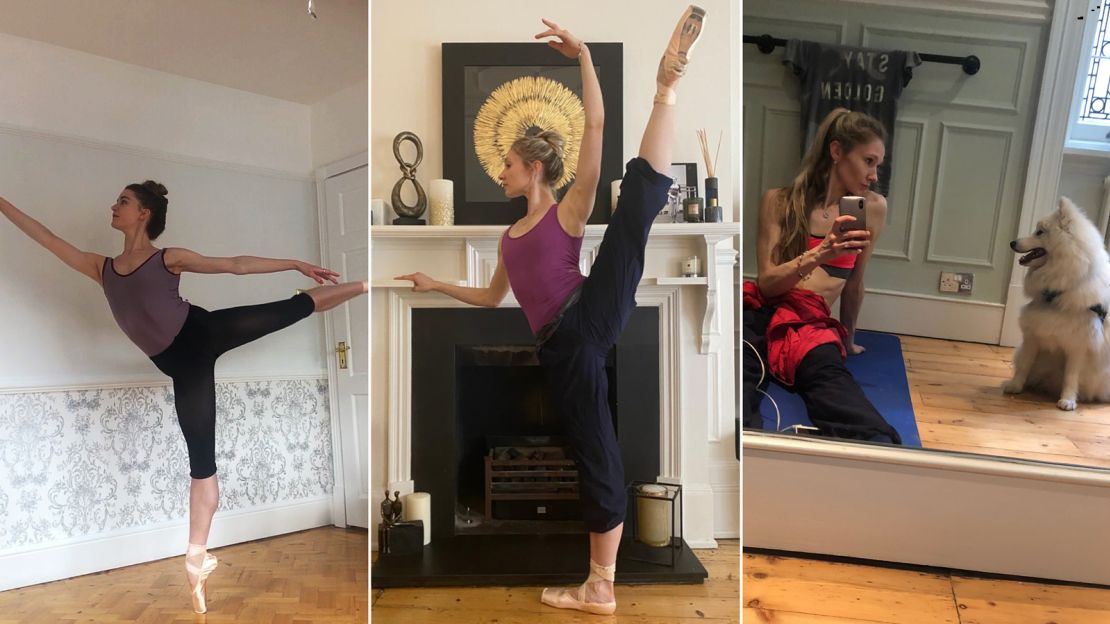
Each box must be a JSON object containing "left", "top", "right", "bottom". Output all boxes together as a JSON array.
[{"left": 838, "top": 196, "right": 867, "bottom": 233}]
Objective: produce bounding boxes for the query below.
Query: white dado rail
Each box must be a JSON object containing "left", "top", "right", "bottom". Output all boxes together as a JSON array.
[
  {"left": 371, "top": 223, "right": 739, "bottom": 354},
  {"left": 371, "top": 222, "right": 740, "bottom": 545}
]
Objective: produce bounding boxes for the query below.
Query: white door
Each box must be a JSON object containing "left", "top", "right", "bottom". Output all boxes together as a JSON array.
[{"left": 322, "top": 163, "right": 369, "bottom": 528}]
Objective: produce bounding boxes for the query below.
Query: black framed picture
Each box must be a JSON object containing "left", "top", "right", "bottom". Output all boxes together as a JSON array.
[
  {"left": 668, "top": 162, "right": 698, "bottom": 195},
  {"left": 652, "top": 162, "right": 700, "bottom": 224},
  {"left": 442, "top": 42, "right": 623, "bottom": 225}
]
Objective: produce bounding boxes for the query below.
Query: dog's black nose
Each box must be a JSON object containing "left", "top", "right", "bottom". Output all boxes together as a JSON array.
[{"left": 1010, "top": 240, "right": 1018, "bottom": 251}]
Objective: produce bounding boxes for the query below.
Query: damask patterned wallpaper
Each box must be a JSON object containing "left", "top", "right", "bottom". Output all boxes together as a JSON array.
[{"left": 0, "top": 378, "right": 333, "bottom": 550}]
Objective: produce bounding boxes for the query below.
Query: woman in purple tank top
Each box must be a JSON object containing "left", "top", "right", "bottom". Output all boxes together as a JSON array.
[
  {"left": 0, "top": 181, "right": 367, "bottom": 613},
  {"left": 398, "top": 7, "right": 705, "bottom": 615}
]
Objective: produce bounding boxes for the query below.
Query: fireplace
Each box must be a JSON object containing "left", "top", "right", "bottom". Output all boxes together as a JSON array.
[
  {"left": 370, "top": 223, "right": 737, "bottom": 587},
  {"left": 411, "top": 307, "right": 660, "bottom": 541},
  {"left": 456, "top": 344, "right": 587, "bottom": 533},
  {"left": 480, "top": 435, "right": 579, "bottom": 528}
]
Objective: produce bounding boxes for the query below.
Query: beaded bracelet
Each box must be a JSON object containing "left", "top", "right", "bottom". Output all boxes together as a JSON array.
[{"left": 795, "top": 253, "right": 809, "bottom": 280}]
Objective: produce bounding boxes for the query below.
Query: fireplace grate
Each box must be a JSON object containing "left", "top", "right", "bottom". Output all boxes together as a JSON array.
[{"left": 484, "top": 445, "right": 579, "bottom": 520}]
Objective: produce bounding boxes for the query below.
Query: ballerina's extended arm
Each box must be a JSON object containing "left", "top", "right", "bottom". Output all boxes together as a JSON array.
[
  {"left": 0, "top": 195, "right": 104, "bottom": 284},
  {"left": 396, "top": 241, "right": 511, "bottom": 308},
  {"left": 164, "top": 248, "right": 339, "bottom": 284}
]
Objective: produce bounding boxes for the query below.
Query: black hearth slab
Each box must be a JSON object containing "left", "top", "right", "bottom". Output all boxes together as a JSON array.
[{"left": 372, "top": 534, "right": 708, "bottom": 588}]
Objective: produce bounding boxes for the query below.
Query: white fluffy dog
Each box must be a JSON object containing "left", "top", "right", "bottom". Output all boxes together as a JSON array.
[{"left": 1004, "top": 197, "right": 1110, "bottom": 410}]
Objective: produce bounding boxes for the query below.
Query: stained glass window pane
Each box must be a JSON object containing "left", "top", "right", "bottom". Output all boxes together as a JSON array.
[{"left": 1080, "top": 1, "right": 1110, "bottom": 123}]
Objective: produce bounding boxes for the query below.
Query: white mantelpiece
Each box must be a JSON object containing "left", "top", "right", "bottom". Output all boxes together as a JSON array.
[{"left": 369, "top": 223, "right": 738, "bottom": 547}]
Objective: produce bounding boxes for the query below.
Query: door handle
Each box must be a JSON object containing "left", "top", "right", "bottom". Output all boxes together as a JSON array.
[{"left": 335, "top": 341, "right": 350, "bottom": 369}]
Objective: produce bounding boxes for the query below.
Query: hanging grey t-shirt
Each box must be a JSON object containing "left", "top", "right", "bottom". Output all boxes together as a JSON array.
[{"left": 784, "top": 39, "right": 921, "bottom": 197}]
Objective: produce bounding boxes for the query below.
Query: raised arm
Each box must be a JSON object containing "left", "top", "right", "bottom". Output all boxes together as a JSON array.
[
  {"left": 839, "top": 192, "right": 887, "bottom": 354},
  {"left": 0, "top": 195, "right": 104, "bottom": 285},
  {"left": 536, "top": 19, "right": 603, "bottom": 231},
  {"left": 163, "top": 247, "right": 339, "bottom": 284},
  {"left": 396, "top": 243, "right": 511, "bottom": 308},
  {"left": 755, "top": 188, "right": 868, "bottom": 298}
]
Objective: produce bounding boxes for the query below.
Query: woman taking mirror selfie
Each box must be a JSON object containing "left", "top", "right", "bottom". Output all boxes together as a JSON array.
[{"left": 743, "top": 107, "right": 901, "bottom": 444}]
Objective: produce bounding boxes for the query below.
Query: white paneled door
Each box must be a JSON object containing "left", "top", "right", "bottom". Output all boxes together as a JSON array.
[{"left": 321, "top": 160, "right": 369, "bottom": 528}]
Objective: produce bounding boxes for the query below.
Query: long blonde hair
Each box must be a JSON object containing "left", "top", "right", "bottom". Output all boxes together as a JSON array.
[{"left": 773, "top": 108, "right": 887, "bottom": 264}]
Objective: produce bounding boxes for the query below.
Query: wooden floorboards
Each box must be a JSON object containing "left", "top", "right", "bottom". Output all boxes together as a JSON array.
[
  {"left": 371, "top": 539, "right": 740, "bottom": 623},
  {"left": 902, "top": 334, "right": 1110, "bottom": 469},
  {"left": 8, "top": 334, "right": 1110, "bottom": 623},
  {"left": 742, "top": 553, "right": 1110, "bottom": 623},
  {"left": 0, "top": 527, "right": 368, "bottom": 623}
]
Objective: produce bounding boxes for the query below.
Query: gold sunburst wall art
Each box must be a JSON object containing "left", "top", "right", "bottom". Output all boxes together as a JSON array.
[{"left": 472, "top": 76, "right": 585, "bottom": 190}]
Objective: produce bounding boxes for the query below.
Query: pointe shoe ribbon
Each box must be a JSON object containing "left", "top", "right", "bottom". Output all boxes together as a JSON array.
[
  {"left": 540, "top": 560, "right": 617, "bottom": 616},
  {"left": 186, "top": 553, "right": 218, "bottom": 614},
  {"left": 655, "top": 5, "right": 707, "bottom": 105}
]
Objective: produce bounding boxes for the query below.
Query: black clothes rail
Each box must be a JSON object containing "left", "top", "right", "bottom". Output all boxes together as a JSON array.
[{"left": 743, "top": 34, "right": 981, "bottom": 75}]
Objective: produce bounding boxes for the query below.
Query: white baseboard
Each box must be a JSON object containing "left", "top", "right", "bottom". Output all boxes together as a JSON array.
[
  {"left": 856, "top": 289, "right": 1005, "bottom": 344},
  {"left": 998, "top": 281, "right": 1026, "bottom": 347},
  {"left": 0, "top": 495, "right": 333, "bottom": 591},
  {"left": 677, "top": 483, "right": 719, "bottom": 549},
  {"left": 713, "top": 487, "right": 740, "bottom": 542}
]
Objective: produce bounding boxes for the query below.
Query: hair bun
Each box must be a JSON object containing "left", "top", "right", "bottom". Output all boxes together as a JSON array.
[
  {"left": 538, "top": 130, "right": 565, "bottom": 159},
  {"left": 142, "top": 180, "right": 168, "bottom": 197}
]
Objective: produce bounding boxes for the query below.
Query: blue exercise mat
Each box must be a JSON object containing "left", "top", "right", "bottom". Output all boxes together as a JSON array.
[{"left": 758, "top": 330, "right": 921, "bottom": 447}]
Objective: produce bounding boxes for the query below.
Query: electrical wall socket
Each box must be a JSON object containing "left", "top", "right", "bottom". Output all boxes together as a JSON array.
[
  {"left": 939, "top": 271, "right": 974, "bottom": 294},
  {"left": 939, "top": 272, "right": 960, "bottom": 293}
]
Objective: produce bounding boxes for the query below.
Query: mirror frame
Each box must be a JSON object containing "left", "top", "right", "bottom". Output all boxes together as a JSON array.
[
  {"left": 743, "top": 0, "right": 1110, "bottom": 586},
  {"left": 744, "top": 431, "right": 1110, "bottom": 585}
]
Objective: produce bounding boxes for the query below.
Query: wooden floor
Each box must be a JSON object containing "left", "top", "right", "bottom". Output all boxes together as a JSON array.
[
  {"left": 902, "top": 334, "right": 1110, "bottom": 469},
  {"left": 743, "top": 553, "right": 1110, "bottom": 623},
  {"left": 0, "top": 527, "right": 368, "bottom": 624},
  {"left": 371, "top": 539, "right": 740, "bottom": 623}
]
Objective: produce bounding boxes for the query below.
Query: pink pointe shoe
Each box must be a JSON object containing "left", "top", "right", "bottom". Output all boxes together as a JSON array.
[
  {"left": 540, "top": 560, "right": 617, "bottom": 616},
  {"left": 656, "top": 5, "right": 707, "bottom": 105},
  {"left": 186, "top": 551, "right": 218, "bottom": 614}
]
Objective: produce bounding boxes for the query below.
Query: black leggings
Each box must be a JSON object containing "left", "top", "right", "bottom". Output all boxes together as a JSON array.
[
  {"left": 150, "top": 293, "right": 316, "bottom": 478},
  {"left": 743, "top": 304, "right": 902, "bottom": 444}
]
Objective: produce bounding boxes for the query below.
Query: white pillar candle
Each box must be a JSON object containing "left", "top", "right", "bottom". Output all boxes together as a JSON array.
[
  {"left": 428, "top": 179, "right": 454, "bottom": 226},
  {"left": 610, "top": 179, "right": 622, "bottom": 213},
  {"left": 371, "top": 198, "right": 386, "bottom": 226},
  {"left": 402, "top": 491, "right": 432, "bottom": 545},
  {"left": 681, "top": 256, "right": 700, "bottom": 277},
  {"left": 636, "top": 484, "right": 671, "bottom": 547}
]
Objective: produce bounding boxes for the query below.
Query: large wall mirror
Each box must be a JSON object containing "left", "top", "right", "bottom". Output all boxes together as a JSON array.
[
  {"left": 742, "top": 0, "right": 1110, "bottom": 469},
  {"left": 741, "top": 0, "right": 1110, "bottom": 581}
]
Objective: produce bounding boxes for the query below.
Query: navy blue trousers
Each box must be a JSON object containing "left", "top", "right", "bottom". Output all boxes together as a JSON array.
[
  {"left": 150, "top": 293, "right": 316, "bottom": 478},
  {"left": 742, "top": 304, "right": 901, "bottom": 444},
  {"left": 538, "top": 157, "right": 672, "bottom": 533}
]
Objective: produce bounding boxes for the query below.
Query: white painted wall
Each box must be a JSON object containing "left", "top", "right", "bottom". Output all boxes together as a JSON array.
[
  {"left": 0, "top": 33, "right": 312, "bottom": 175},
  {"left": 370, "top": 0, "right": 739, "bottom": 221},
  {"left": 312, "top": 79, "right": 370, "bottom": 170},
  {"left": 0, "top": 32, "right": 340, "bottom": 387}
]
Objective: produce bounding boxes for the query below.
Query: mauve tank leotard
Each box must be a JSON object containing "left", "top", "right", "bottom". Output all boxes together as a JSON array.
[
  {"left": 100, "top": 249, "right": 190, "bottom": 356},
  {"left": 500, "top": 204, "right": 585, "bottom": 335}
]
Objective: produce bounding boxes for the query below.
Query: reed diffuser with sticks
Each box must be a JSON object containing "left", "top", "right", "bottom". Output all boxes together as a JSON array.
[{"left": 697, "top": 128, "right": 723, "bottom": 222}]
